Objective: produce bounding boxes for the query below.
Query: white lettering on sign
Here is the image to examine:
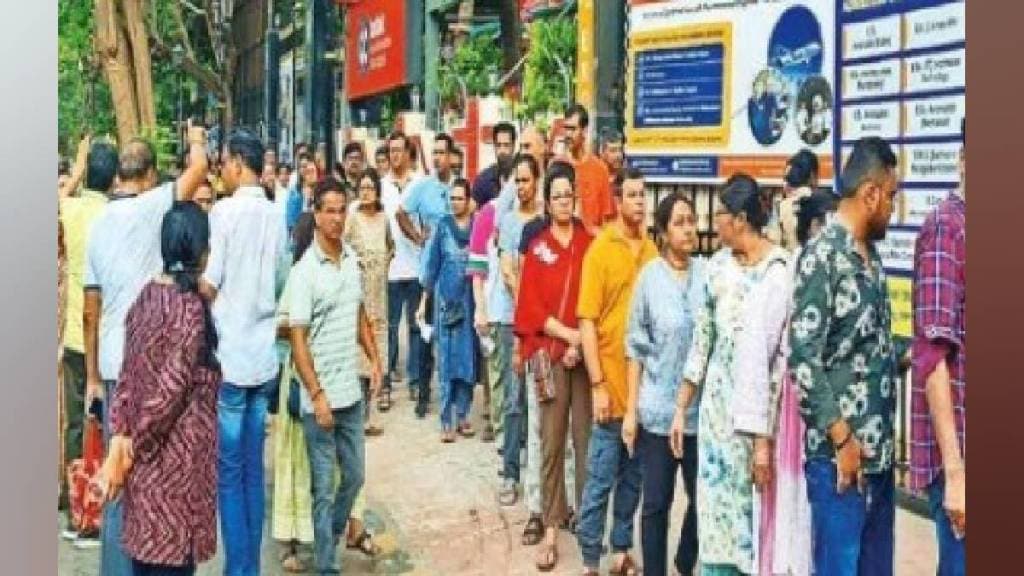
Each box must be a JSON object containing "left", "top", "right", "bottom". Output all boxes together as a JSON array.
[
  {"left": 905, "top": 48, "right": 965, "bottom": 94},
  {"left": 903, "top": 94, "right": 965, "bottom": 138},
  {"left": 877, "top": 228, "right": 917, "bottom": 273},
  {"left": 902, "top": 188, "right": 951, "bottom": 226},
  {"left": 904, "top": 2, "right": 965, "bottom": 51},
  {"left": 843, "top": 102, "right": 901, "bottom": 140},
  {"left": 369, "top": 14, "right": 386, "bottom": 38},
  {"left": 842, "top": 58, "right": 901, "bottom": 100},
  {"left": 844, "top": 15, "right": 902, "bottom": 60},
  {"left": 902, "top": 142, "right": 960, "bottom": 184}
]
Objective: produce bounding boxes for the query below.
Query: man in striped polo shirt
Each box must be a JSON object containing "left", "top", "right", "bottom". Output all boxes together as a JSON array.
[{"left": 289, "top": 177, "right": 384, "bottom": 575}]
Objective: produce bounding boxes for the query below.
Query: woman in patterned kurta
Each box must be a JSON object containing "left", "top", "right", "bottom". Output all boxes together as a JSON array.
[
  {"left": 671, "top": 175, "right": 790, "bottom": 575},
  {"left": 344, "top": 169, "right": 394, "bottom": 422},
  {"left": 104, "top": 203, "right": 222, "bottom": 573}
]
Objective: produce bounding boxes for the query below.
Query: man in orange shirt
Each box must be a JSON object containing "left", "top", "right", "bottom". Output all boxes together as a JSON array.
[
  {"left": 563, "top": 104, "right": 616, "bottom": 234},
  {"left": 575, "top": 168, "right": 658, "bottom": 575}
]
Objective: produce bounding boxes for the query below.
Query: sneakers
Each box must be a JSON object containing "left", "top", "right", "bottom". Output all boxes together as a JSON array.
[{"left": 71, "top": 530, "right": 101, "bottom": 550}]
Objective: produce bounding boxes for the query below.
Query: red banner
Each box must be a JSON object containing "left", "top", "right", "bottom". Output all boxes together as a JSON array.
[{"left": 345, "top": 1, "right": 408, "bottom": 100}]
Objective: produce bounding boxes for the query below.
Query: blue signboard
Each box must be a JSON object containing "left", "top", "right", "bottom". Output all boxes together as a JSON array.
[{"left": 634, "top": 44, "right": 726, "bottom": 129}]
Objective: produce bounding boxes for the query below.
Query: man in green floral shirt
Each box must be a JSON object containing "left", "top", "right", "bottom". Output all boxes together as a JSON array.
[{"left": 788, "top": 136, "right": 900, "bottom": 576}]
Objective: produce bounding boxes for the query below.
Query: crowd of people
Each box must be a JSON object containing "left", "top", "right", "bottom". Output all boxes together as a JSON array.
[{"left": 55, "top": 105, "right": 966, "bottom": 576}]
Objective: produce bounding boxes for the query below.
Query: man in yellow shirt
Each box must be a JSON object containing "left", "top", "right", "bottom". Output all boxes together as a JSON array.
[
  {"left": 57, "top": 139, "right": 115, "bottom": 525},
  {"left": 575, "top": 168, "right": 658, "bottom": 575}
]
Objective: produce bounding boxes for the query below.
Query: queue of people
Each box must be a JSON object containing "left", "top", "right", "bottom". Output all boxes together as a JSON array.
[{"left": 55, "top": 105, "right": 966, "bottom": 576}]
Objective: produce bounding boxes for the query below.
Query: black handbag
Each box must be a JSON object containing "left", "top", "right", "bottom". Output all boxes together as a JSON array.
[{"left": 287, "top": 377, "right": 303, "bottom": 419}]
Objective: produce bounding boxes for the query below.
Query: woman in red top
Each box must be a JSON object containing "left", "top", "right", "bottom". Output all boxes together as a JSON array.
[
  {"left": 100, "top": 202, "right": 221, "bottom": 575},
  {"left": 514, "top": 161, "right": 594, "bottom": 571}
]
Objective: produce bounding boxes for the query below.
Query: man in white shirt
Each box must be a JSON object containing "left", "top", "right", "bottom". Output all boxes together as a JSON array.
[
  {"left": 381, "top": 131, "right": 432, "bottom": 411},
  {"left": 201, "top": 128, "right": 290, "bottom": 576},
  {"left": 84, "top": 125, "right": 209, "bottom": 575}
]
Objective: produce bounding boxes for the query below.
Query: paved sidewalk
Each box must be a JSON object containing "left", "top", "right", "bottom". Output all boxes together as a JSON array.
[{"left": 60, "top": 385, "right": 938, "bottom": 575}]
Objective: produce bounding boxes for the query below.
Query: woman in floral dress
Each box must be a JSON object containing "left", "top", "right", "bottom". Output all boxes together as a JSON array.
[
  {"left": 669, "top": 174, "right": 790, "bottom": 575},
  {"left": 345, "top": 168, "right": 394, "bottom": 425}
]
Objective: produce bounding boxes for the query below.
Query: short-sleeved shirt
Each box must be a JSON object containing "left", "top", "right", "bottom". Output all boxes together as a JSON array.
[
  {"left": 59, "top": 190, "right": 109, "bottom": 352},
  {"left": 288, "top": 239, "right": 364, "bottom": 412},
  {"left": 402, "top": 175, "right": 451, "bottom": 238},
  {"left": 202, "top": 186, "right": 290, "bottom": 387},
  {"left": 909, "top": 191, "right": 966, "bottom": 491},
  {"left": 626, "top": 257, "right": 707, "bottom": 435},
  {"left": 576, "top": 224, "right": 658, "bottom": 419},
  {"left": 572, "top": 155, "right": 616, "bottom": 231},
  {"left": 84, "top": 183, "right": 175, "bottom": 380},
  {"left": 382, "top": 174, "right": 424, "bottom": 281},
  {"left": 788, "top": 220, "right": 898, "bottom": 474}
]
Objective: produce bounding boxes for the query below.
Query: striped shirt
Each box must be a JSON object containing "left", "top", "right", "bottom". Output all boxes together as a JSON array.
[{"left": 288, "top": 239, "right": 364, "bottom": 412}]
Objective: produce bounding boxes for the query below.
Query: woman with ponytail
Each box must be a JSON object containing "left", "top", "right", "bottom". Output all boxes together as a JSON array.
[{"left": 99, "top": 201, "right": 221, "bottom": 575}]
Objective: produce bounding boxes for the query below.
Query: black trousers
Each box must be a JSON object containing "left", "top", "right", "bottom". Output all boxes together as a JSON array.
[{"left": 637, "top": 426, "right": 699, "bottom": 576}]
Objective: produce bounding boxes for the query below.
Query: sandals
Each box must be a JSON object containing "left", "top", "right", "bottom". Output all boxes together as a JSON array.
[
  {"left": 364, "top": 424, "right": 384, "bottom": 437},
  {"left": 535, "top": 543, "right": 558, "bottom": 572},
  {"left": 609, "top": 553, "right": 641, "bottom": 576},
  {"left": 498, "top": 480, "right": 518, "bottom": 507},
  {"left": 346, "top": 529, "right": 382, "bottom": 557},
  {"left": 481, "top": 425, "right": 495, "bottom": 443},
  {"left": 457, "top": 422, "right": 476, "bottom": 438},
  {"left": 441, "top": 431, "right": 456, "bottom": 443},
  {"left": 280, "top": 554, "right": 306, "bottom": 573},
  {"left": 521, "top": 515, "right": 544, "bottom": 546},
  {"left": 377, "top": 389, "right": 392, "bottom": 412}
]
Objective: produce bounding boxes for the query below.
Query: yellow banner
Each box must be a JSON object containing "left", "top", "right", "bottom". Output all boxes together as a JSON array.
[
  {"left": 888, "top": 276, "right": 913, "bottom": 339},
  {"left": 576, "top": 0, "right": 596, "bottom": 114}
]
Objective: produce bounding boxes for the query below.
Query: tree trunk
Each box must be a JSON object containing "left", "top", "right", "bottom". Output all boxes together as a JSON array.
[
  {"left": 120, "top": 0, "right": 157, "bottom": 131},
  {"left": 94, "top": 0, "right": 139, "bottom": 144},
  {"left": 498, "top": 0, "right": 521, "bottom": 91}
]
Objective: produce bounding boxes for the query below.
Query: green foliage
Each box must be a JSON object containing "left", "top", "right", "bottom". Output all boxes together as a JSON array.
[
  {"left": 58, "top": 0, "right": 115, "bottom": 155},
  {"left": 521, "top": 18, "right": 576, "bottom": 121},
  {"left": 58, "top": 0, "right": 204, "bottom": 157},
  {"left": 438, "top": 35, "right": 503, "bottom": 110}
]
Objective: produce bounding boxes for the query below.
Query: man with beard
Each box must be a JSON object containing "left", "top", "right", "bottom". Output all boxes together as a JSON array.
[
  {"left": 471, "top": 122, "right": 517, "bottom": 209},
  {"left": 789, "top": 136, "right": 900, "bottom": 576}
]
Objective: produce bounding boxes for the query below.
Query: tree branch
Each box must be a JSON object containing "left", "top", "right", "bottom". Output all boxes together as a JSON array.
[
  {"left": 170, "top": 0, "right": 196, "bottom": 60},
  {"left": 148, "top": 30, "right": 223, "bottom": 96}
]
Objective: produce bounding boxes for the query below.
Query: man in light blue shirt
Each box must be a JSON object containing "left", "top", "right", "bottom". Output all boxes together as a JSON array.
[
  {"left": 394, "top": 132, "right": 456, "bottom": 417},
  {"left": 201, "top": 128, "right": 289, "bottom": 576},
  {"left": 84, "top": 128, "right": 209, "bottom": 575}
]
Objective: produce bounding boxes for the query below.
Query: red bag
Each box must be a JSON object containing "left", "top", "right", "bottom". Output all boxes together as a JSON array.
[{"left": 66, "top": 419, "right": 104, "bottom": 534}]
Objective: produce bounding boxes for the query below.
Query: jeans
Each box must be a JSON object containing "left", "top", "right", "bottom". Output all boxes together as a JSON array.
[
  {"left": 218, "top": 381, "right": 271, "bottom": 576},
  {"left": 387, "top": 279, "right": 426, "bottom": 390},
  {"left": 638, "top": 428, "right": 698, "bottom": 576},
  {"left": 131, "top": 558, "right": 196, "bottom": 576},
  {"left": 805, "top": 458, "right": 895, "bottom": 576},
  {"left": 576, "top": 420, "right": 643, "bottom": 569},
  {"left": 928, "top": 476, "right": 966, "bottom": 576},
  {"left": 303, "top": 402, "right": 366, "bottom": 574},
  {"left": 497, "top": 326, "right": 522, "bottom": 480},
  {"left": 101, "top": 379, "right": 133, "bottom": 576},
  {"left": 439, "top": 378, "right": 474, "bottom": 430}
]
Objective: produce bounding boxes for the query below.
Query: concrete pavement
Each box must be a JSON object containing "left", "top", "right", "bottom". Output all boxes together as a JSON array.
[{"left": 59, "top": 384, "right": 939, "bottom": 575}]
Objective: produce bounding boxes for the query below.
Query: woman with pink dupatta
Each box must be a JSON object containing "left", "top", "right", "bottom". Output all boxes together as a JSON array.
[{"left": 733, "top": 190, "right": 834, "bottom": 575}]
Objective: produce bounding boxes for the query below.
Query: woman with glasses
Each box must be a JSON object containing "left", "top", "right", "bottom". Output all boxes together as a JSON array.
[
  {"left": 668, "top": 174, "right": 791, "bottom": 576},
  {"left": 514, "top": 161, "right": 594, "bottom": 571},
  {"left": 345, "top": 168, "right": 395, "bottom": 423},
  {"left": 417, "top": 178, "right": 478, "bottom": 442}
]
